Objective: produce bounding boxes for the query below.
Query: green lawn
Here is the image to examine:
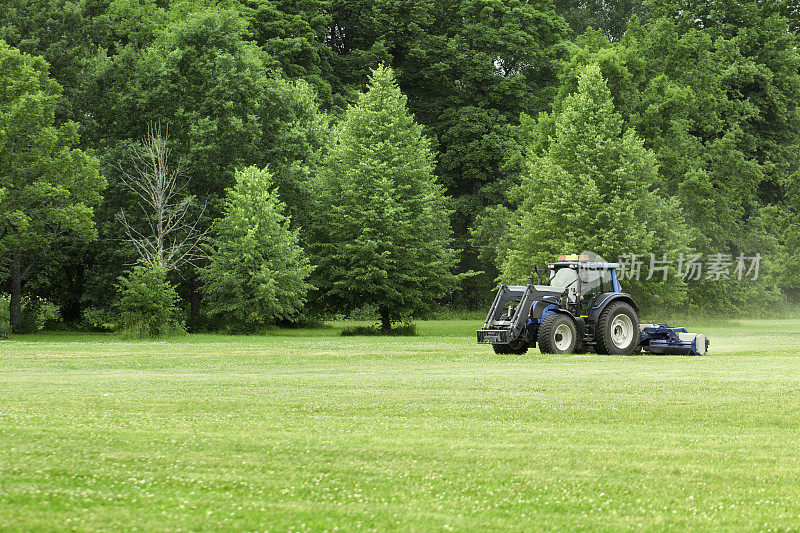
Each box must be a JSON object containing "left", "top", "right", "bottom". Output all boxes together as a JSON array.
[{"left": 2, "top": 319, "right": 800, "bottom": 531}]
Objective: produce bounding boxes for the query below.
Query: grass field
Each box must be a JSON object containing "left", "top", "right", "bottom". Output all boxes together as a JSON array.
[{"left": 2, "top": 319, "right": 800, "bottom": 531}]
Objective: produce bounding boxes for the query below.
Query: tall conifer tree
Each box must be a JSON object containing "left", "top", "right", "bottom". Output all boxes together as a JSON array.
[
  {"left": 504, "top": 65, "right": 689, "bottom": 308},
  {"left": 312, "top": 65, "right": 459, "bottom": 332}
]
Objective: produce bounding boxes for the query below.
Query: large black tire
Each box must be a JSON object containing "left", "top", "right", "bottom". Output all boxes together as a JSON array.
[
  {"left": 493, "top": 344, "right": 511, "bottom": 354},
  {"left": 537, "top": 314, "right": 577, "bottom": 354},
  {"left": 509, "top": 339, "right": 529, "bottom": 354},
  {"left": 493, "top": 341, "right": 529, "bottom": 355},
  {"left": 595, "top": 301, "right": 639, "bottom": 355}
]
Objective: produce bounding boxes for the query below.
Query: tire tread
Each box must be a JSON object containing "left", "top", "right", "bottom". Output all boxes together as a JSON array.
[
  {"left": 537, "top": 315, "right": 557, "bottom": 353},
  {"left": 595, "top": 301, "right": 639, "bottom": 355},
  {"left": 537, "top": 314, "right": 576, "bottom": 354}
]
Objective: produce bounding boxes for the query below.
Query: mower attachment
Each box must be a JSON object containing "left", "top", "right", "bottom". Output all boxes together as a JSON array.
[{"left": 638, "top": 323, "right": 709, "bottom": 355}]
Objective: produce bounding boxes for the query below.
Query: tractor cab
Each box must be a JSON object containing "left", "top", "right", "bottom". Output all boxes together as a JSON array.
[{"left": 543, "top": 255, "right": 622, "bottom": 316}]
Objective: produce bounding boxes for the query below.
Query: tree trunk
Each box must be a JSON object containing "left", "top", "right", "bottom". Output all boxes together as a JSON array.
[
  {"left": 10, "top": 248, "right": 22, "bottom": 333},
  {"left": 189, "top": 276, "right": 201, "bottom": 322},
  {"left": 62, "top": 260, "right": 85, "bottom": 323},
  {"left": 379, "top": 307, "right": 391, "bottom": 334}
]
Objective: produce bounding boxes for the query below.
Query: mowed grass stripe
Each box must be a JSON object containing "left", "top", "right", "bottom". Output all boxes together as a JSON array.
[{"left": 2, "top": 319, "right": 800, "bottom": 530}]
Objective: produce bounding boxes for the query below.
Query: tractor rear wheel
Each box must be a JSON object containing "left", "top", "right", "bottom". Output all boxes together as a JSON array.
[
  {"left": 595, "top": 301, "right": 639, "bottom": 355},
  {"left": 537, "top": 314, "right": 577, "bottom": 354}
]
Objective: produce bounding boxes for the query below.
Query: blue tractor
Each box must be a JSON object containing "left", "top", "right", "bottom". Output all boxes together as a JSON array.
[{"left": 477, "top": 255, "right": 708, "bottom": 355}]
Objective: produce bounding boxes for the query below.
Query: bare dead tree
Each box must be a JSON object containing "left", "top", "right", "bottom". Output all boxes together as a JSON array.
[{"left": 117, "top": 124, "right": 207, "bottom": 271}]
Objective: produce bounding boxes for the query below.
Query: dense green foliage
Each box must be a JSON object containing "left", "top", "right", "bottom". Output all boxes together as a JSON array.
[
  {"left": 115, "top": 263, "right": 183, "bottom": 338},
  {"left": 0, "top": 294, "right": 60, "bottom": 335},
  {"left": 1, "top": 0, "right": 800, "bottom": 329},
  {"left": 203, "top": 166, "right": 313, "bottom": 331},
  {"left": 0, "top": 40, "right": 104, "bottom": 332},
  {"left": 538, "top": 9, "right": 800, "bottom": 308},
  {"left": 312, "top": 66, "right": 459, "bottom": 331},
  {"left": 555, "top": 0, "right": 649, "bottom": 41}
]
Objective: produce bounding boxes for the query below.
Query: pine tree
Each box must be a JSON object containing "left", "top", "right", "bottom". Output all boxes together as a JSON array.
[
  {"left": 503, "top": 64, "right": 689, "bottom": 309},
  {"left": 202, "top": 166, "right": 312, "bottom": 330},
  {"left": 311, "top": 65, "right": 459, "bottom": 332}
]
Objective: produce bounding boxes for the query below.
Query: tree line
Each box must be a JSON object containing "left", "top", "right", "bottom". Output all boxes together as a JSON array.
[{"left": 1, "top": 0, "right": 799, "bottom": 335}]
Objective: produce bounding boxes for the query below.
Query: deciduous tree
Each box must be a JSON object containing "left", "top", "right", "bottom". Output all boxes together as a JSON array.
[
  {"left": 0, "top": 41, "right": 104, "bottom": 332},
  {"left": 117, "top": 124, "right": 207, "bottom": 271}
]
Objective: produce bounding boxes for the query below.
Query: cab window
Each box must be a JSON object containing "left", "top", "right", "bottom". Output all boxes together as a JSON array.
[
  {"left": 549, "top": 267, "right": 578, "bottom": 288},
  {"left": 580, "top": 268, "right": 613, "bottom": 299},
  {"left": 582, "top": 270, "right": 601, "bottom": 297},
  {"left": 549, "top": 267, "right": 579, "bottom": 303}
]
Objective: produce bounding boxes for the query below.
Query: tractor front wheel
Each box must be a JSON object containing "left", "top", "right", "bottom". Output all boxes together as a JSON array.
[
  {"left": 595, "top": 302, "right": 639, "bottom": 355},
  {"left": 537, "top": 314, "right": 577, "bottom": 354},
  {"left": 493, "top": 341, "right": 529, "bottom": 355}
]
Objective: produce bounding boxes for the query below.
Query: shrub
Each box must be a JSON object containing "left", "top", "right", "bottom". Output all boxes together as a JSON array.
[
  {"left": 81, "top": 307, "right": 118, "bottom": 332},
  {"left": 348, "top": 303, "right": 379, "bottom": 321},
  {"left": 23, "top": 297, "right": 61, "bottom": 332},
  {"left": 0, "top": 294, "right": 61, "bottom": 335},
  {"left": 341, "top": 322, "right": 417, "bottom": 337},
  {"left": 116, "top": 264, "right": 184, "bottom": 338}
]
